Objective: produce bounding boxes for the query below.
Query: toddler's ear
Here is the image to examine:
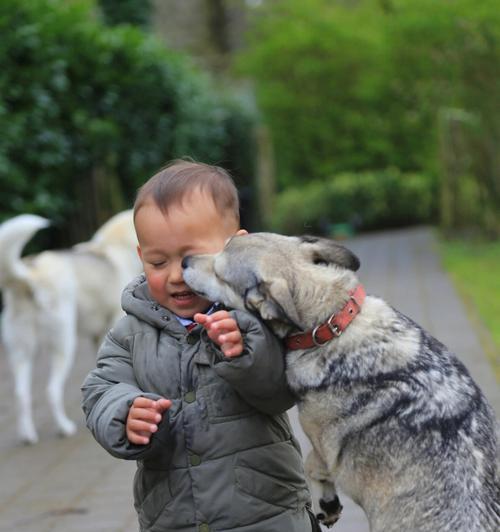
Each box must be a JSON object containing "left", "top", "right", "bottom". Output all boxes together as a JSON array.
[
  {"left": 236, "top": 229, "right": 248, "bottom": 236},
  {"left": 137, "top": 245, "right": 143, "bottom": 260}
]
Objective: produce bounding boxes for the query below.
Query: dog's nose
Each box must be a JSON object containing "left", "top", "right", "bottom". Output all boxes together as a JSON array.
[{"left": 181, "top": 256, "right": 191, "bottom": 269}]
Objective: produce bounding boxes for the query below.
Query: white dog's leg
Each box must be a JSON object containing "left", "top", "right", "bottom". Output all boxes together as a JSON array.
[
  {"left": 305, "top": 450, "right": 343, "bottom": 528},
  {"left": 14, "top": 357, "right": 38, "bottom": 444},
  {"left": 46, "top": 309, "right": 77, "bottom": 437},
  {"left": 47, "top": 352, "right": 77, "bottom": 437},
  {"left": 3, "top": 303, "right": 39, "bottom": 444}
]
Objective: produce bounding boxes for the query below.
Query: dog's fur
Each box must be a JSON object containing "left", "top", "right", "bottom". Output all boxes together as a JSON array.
[
  {"left": 0, "top": 211, "right": 141, "bottom": 444},
  {"left": 182, "top": 233, "right": 499, "bottom": 532}
]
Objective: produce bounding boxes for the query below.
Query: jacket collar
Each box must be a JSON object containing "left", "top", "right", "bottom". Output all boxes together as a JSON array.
[{"left": 122, "top": 275, "right": 226, "bottom": 335}]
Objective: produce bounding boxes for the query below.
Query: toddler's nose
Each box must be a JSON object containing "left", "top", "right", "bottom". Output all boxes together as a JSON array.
[{"left": 181, "top": 256, "right": 191, "bottom": 269}]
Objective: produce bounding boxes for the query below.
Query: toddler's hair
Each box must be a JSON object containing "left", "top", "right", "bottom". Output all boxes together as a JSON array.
[{"left": 134, "top": 160, "right": 240, "bottom": 223}]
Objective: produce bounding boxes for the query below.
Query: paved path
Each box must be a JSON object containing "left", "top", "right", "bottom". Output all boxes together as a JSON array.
[{"left": 0, "top": 227, "right": 498, "bottom": 532}]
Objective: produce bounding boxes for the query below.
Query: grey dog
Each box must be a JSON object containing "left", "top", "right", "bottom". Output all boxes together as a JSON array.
[{"left": 182, "top": 233, "right": 499, "bottom": 532}]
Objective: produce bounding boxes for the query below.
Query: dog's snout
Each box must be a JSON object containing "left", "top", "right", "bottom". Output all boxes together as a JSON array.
[{"left": 181, "top": 256, "right": 191, "bottom": 269}]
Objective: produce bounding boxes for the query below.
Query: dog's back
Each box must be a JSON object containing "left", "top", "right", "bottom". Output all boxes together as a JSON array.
[
  {"left": 376, "top": 311, "right": 499, "bottom": 531},
  {"left": 68, "top": 210, "right": 141, "bottom": 338},
  {"left": 0, "top": 211, "right": 140, "bottom": 342}
]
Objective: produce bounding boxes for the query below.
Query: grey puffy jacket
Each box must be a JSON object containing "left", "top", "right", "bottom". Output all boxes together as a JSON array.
[{"left": 81, "top": 275, "right": 313, "bottom": 532}]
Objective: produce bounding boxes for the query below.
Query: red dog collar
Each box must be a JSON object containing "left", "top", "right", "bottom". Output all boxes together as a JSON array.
[{"left": 285, "top": 285, "right": 366, "bottom": 350}]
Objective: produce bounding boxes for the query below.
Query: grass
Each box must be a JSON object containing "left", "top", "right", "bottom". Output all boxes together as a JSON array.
[{"left": 438, "top": 235, "right": 500, "bottom": 380}]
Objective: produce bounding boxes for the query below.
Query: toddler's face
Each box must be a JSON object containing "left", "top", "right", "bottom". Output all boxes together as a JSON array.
[{"left": 135, "top": 189, "right": 242, "bottom": 318}]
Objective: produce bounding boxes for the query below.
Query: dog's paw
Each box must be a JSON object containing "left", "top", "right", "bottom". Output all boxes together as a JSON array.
[
  {"left": 19, "top": 420, "right": 39, "bottom": 445},
  {"left": 57, "top": 418, "right": 77, "bottom": 438},
  {"left": 316, "top": 495, "right": 343, "bottom": 528},
  {"left": 20, "top": 431, "right": 39, "bottom": 445}
]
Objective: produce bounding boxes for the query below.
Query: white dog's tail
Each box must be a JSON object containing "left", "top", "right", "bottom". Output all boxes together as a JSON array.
[{"left": 0, "top": 214, "right": 50, "bottom": 286}]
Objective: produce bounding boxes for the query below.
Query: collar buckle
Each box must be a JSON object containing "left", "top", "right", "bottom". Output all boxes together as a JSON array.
[
  {"left": 285, "top": 284, "right": 366, "bottom": 351},
  {"left": 327, "top": 314, "right": 342, "bottom": 337}
]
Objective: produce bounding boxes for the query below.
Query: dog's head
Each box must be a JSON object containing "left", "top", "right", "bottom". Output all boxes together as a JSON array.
[{"left": 182, "top": 233, "right": 360, "bottom": 337}]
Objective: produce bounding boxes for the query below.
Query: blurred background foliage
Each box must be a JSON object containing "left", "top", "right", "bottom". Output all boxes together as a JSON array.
[
  {"left": 239, "top": 0, "right": 499, "bottom": 237},
  {"left": 0, "top": 0, "right": 498, "bottom": 242},
  {"left": 99, "top": 0, "right": 152, "bottom": 28},
  {"left": 0, "top": 0, "right": 256, "bottom": 245},
  {"left": 270, "top": 169, "right": 435, "bottom": 235}
]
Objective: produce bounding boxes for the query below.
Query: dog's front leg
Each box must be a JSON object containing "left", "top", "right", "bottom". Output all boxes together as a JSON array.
[{"left": 305, "top": 450, "right": 343, "bottom": 528}]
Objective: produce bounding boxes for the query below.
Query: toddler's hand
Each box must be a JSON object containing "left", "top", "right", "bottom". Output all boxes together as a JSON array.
[
  {"left": 126, "top": 397, "right": 171, "bottom": 445},
  {"left": 194, "top": 310, "right": 244, "bottom": 358}
]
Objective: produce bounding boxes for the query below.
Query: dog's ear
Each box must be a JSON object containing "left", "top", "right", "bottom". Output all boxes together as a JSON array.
[
  {"left": 245, "top": 284, "right": 285, "bottom": 322},
  {"left": 301, "top": 235, "right": 360, "bottom": 271},
  {"left": 244, "top": 279, "right": 301, "bottom": 331}
]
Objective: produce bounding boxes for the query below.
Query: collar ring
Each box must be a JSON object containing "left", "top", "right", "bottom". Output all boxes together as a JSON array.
[{"left": 312, "top": 325, "right": 330, "bottom": 347}]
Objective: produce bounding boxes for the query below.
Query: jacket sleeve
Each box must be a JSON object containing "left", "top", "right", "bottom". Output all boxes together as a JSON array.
[
  {"left": 203, "top": 309, "right": 296, "bottom": 415},
  {"left": 81, "top": 318, "right": 166, "bottom": 460}
]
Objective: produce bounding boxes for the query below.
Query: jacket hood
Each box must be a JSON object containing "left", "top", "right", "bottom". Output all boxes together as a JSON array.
[{"left": 121, "top": 274, "right": 185, "bottom": 333}]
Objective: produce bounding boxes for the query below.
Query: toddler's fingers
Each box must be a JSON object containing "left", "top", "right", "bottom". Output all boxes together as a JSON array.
[
  {"left": 128, "top": 419, "right": 158, "bottom": 435},
  {"left": 128, "top": 430, "right": 153, "bottom": 445},
  {"left": 131, "top": 407, "right": 161, "bottom": 423},
  {"left": 132, "top": 396, "right": 157, "bottom": 409},
  {"left": 218, "top": 330, "right": 242, "bottom": 345},
  {"left": 207, "top": 310, "right": 231, "bottom": 323},
  {"left": 193, "top": 313, "right": 209, "bottom": 325},
  {"left": 222, "top": 342, "right": 244, "bottom": 358},
  {"left": 126, "top": 421, "right": 157, "bottom": 445},
  {"left": 155, "top": 398, "right": 172, "bottom": 413},
  {"left": 207, "top": 318, "right": 238, "bottom": 333},
  {"left": 206, "top": 328, "right": 233, "bottom": 346}
]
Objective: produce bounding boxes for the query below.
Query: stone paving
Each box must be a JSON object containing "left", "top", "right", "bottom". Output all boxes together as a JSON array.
[{"left": 0, "top": 227, "right": 498, "bottom": 532}]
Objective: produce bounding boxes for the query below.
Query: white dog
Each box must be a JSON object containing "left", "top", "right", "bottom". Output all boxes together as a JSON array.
[{"left": 0, "top": 211, "right": 141, "bottom": 444}]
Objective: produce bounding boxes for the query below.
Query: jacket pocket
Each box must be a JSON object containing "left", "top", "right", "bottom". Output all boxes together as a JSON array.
[{"left": 203, "top": 380, "right": 255, "bottom": 423}]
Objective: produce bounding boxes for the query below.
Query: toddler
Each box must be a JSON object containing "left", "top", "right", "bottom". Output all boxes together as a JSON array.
[{"left": 82, "top": 160, "right": 317, "bottom": 532}]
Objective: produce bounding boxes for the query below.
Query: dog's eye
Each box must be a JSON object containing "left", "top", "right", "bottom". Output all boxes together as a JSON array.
[{"left": 313, "top": 257, "right": 329, "bottom": 266}]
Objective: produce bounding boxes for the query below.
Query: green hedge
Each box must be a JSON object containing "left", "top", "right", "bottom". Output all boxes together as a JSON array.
[
  {"left": 239, "top": 0, "right": 500, "bottom": 196},
  {"left": 98, "top": 0, "right": 152, "bottom": 28},
  {"left": 239, "top": 0, "right": 427, "bottom": 187},
  {"left": 270, "top": 169, "right": 436, "bottom": 235},
  {"left": 0, "top": 0, "right": 256, "bottom": 243}
]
